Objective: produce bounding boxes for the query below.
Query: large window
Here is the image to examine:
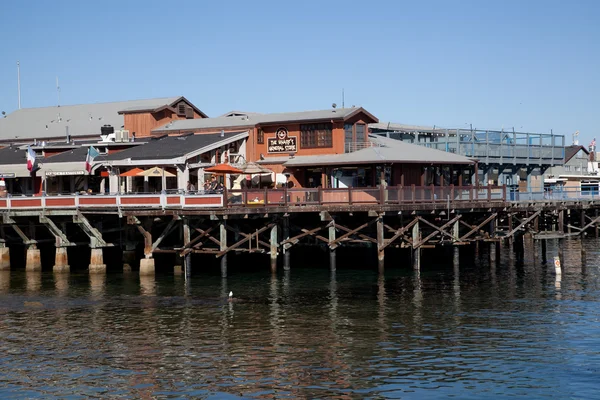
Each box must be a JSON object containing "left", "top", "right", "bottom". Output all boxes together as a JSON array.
[
  {"left": 257, "top": 128, "right": 264, "bottom": 144},
  {"left": 301, "top": 123, "right": 333, "bottom": 148}
]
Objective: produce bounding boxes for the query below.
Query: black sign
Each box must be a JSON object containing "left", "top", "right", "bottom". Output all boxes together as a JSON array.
[
  {"left": 268, "top": 136, "right": 297, "bottom": 153},
  {"left": 276, "top": 127, "right": 288, "bottom": 140}
]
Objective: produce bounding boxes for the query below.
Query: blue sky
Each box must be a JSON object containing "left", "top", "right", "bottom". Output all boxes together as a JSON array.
[{"left": 1, "top": 0, "right": 598, "bottom": 144}]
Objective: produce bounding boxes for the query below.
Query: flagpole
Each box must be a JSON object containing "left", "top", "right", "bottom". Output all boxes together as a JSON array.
[{"left": 17, "top": 61, "right": 21, "bottom": 110}]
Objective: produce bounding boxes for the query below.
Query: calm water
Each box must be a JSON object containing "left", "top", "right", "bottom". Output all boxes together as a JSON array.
[{"left": 1, "top": 239, "right": 600, "bottom": 399}]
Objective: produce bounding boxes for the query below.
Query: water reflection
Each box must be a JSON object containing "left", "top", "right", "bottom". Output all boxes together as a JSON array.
[
  {"left": 89, "top": 273, "right": 106, "bottom": 298},
  {"left": 25, "top": 271, "right": 41, "bottom": 293},
  {"left": 139, "top": 274, "right": 156, "bottom": 296},
  {"left": 54, "top": 271, "right": 69, "bottom": 296},
  {"left": 0, "top": 239, "right": 600, "bottom": 398},
  {"left": 0, "top": 270, "right": 9, "bottom": 294}
]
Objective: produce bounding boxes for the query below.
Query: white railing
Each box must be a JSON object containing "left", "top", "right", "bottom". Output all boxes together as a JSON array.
[{"left": 0, "top": 192, "right": 224, "bottom": 211}]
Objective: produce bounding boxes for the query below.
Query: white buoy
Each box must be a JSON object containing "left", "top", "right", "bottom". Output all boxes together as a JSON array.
[{"left": 554, "top": 256, "right": 562, "bottom": 275}]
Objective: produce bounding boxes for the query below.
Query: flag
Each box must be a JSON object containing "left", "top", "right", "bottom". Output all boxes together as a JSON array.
[
  {"left": 85, "top": 146, "right": 99, "bottom": 173},
  {"left": 26, "top": 146, "right": 36, "bottom": 172}
]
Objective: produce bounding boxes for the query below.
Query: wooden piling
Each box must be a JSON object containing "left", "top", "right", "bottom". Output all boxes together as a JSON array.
[
  {"left": 377, "top": 216, "right": 384, "bottom": 274},
  {"left": 183, "top": 218, "right": 191, "bottom": 280},
  {"left": 283, "top": 216, "right": 290, "bottom": 271},
  {"left": 0, "top": 246, "right": 9, "bottom": 271},
  {"left": 220, "top": 221, "right": 227, "bottom": 278},
  {"left": 270, "top": 224, "right": 278, "bottom": 274},
  {"left": 329, "top": 224, "right": 336, "bottom": 272},
  {"left": 412, "top": 220, "right": 420, "bottom": 271}
]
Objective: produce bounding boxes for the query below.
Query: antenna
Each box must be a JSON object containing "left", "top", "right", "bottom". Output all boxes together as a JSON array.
[
  {"left": 56, "top": 76, "right": 61, "bottom": 107},
  {"left": 17, "top": 61, "right": 21, "bottom": 109}
]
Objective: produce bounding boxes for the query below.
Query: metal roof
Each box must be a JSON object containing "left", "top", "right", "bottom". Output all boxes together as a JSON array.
[
  {"left": 43, "top": 146, "right": 90, "bottom": 163},
  {"left": 153, "top": 107, "right": 378, "bottom": 132},
  {"left": 369, "top": 122, "right": 436, "bottom": 132},
  {"left": 0, "top": 97, "right": 189, "bottom": 142},
  {"left": 283, "top": 135, "right": 476, "bottom": 167},
  {"left": 101, "top": 131, "right": 249, "bottom": 163}
]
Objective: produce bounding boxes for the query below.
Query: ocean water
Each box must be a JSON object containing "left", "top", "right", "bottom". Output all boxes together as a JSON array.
[{"left": 1, "top": 239, "right": 600, "bottom": 399}]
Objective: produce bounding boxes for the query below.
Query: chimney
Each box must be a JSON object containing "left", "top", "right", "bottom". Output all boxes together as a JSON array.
[
  {"left": 220, "top": 130, "right": 225, "bottom": 138},
  {"left": 66, "top": 126, "right": 70, "bottom": 144}
]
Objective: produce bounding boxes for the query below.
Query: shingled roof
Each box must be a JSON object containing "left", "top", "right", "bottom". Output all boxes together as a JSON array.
[
  {"left": 153, "top": 107, "right": 378, "bottom": 133},
  {"left": 101, "top": 131, "right": 249, "bottom": 164}
]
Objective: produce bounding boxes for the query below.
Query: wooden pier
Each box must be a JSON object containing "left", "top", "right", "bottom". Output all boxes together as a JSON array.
[{"left": 1, "top": 185, "right": 599, "bottom": 276}]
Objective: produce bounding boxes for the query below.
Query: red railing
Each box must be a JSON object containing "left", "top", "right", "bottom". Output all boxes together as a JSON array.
[{"left": 0, "top": 185, "right": 506, "bottom": 211}]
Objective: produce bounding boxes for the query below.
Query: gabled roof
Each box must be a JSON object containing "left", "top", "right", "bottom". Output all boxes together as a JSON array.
[
  {"left": 117, "top": 96, "right": 208, "bottom": 118},
  {"left": 283, "top": 135, "right": 476, "bottom": 167},
  {"left": 43, "top": 146, "right": 90, "bottom": 163},
  {"left": 0, "top": 97, "right": 205, "bottom": 142},
  {"left": 153, "top": 107, "right": 378, "bottom": 133},
  {"left": 564, "top": 145, "right": 589, "bottom": 163},
  {"left": 219, "top": 110, "right": 264, "bottom": 117},
  {"left": 100, "top": 131, "right": 249, "bottom": 164}
]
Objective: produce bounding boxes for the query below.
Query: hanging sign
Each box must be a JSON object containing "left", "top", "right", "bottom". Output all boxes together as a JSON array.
[
  {"left": 0, "top": 173, "right": 16, "bottom": 178},
  {"left": 268, "top": 127, "right": 297, "bottom": 153}
]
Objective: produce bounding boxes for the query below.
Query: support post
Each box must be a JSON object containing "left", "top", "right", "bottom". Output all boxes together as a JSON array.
[
  {"left": 140, "top": 258, "right": 155, "bottom": 276},
  {"left": 541, "top": 239, "right": 547, "bottom": 264},
  {"left": 183, "top": 218, "right": 191, "bottom": 280},
  {"left": 26, "top": 246, "right": 42, "bottom": 271},
  {"left": 558, "top": 210, "right": 564, "bottom": 233},
  {"left": 270, "top": 223, "right": 278, "bottom": 274},
  {"left": 283, "top": 216, "right": 291, "bottom": 271},
  {"left": 220, "top": 221, "right": 227, "bottom": 278},
  {"left": 89, "top": 248, "right": 106, "bottom": 274},
  {"left": 0, "top": 245, "right": 9, "bottom": 271},
  {"left": 329, "top": 223, "right": 336, "bottom": 272},
  {"left": 377, "top": 216, "right": 384, "bottom": 274},
  {"left": 412, "top": 220, "right": 420, "bottom": 271},
  {"left": 53, "top": 247, "right": 69, "bottom": 273},
  {"left": 596, "top": 209, "right": 599, "bottom": 238}
]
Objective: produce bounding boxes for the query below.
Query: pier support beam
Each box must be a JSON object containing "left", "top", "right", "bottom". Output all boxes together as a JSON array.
[
  {"left": 89, "top": 248, "right": 106, "bottom": 274},
  {"left": 0, "top": 245, "right": 9, "bottom": 271},
  {"left": 270, "top": 224, "right": 278, "bottom": 274},
  {"left": 220, "top": 221, "right": 227, "bottom": 278},
  {"left": 412, "top": 220, "right": 421, "bottom": 271},
  {"left": 26, "top": 246, "right": 42, "bottom": 271},
  {"left": 329, "top": 223, "right": 336, "bottom": 272},
  {"left": 283, "top": 216, "right": 290, "bottom": 271},
  {"left": 140, "top": 258, "right": 155, "bottom": 276},
  {"left": 183, "top": 218, "right": 191, "bottom": 280},
  {"left": 53, "top": 247, "right": 69, "bottom": 273},
  {"left": 377, "top": 216, "right": 385, "bottom": 274}
]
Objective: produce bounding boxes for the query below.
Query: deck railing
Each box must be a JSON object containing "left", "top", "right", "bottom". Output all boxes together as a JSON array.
[
  {"left": 0, "top": 185, "right": 507, "bottom": 211},
  {"left": 224, "top": 185, "right": 507, "bottom": 207}
]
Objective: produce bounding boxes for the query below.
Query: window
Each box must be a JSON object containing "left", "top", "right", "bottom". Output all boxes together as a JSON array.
[
  {"left": 257, "top": 129, "right": 264, "bottom": 144},
  {"left": 301, "top": 123, "right": 333, "bottom": 148},
  {"left": 344, "top": 124, "right": 353, "bottom": 152},
  {"left": 356, "top": 124, "right": 366, "bottom": 142}
]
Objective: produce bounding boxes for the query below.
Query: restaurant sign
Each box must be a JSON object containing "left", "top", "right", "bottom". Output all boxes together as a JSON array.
[
  {"left": 267, "top": 127, "right": 297, "bottom": 153},
  {"left": 0, "top": 173, "right": 16, "bottom": 178},
  {"left": 45, "top": 170, "right": 86, "bottom": 177}
]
